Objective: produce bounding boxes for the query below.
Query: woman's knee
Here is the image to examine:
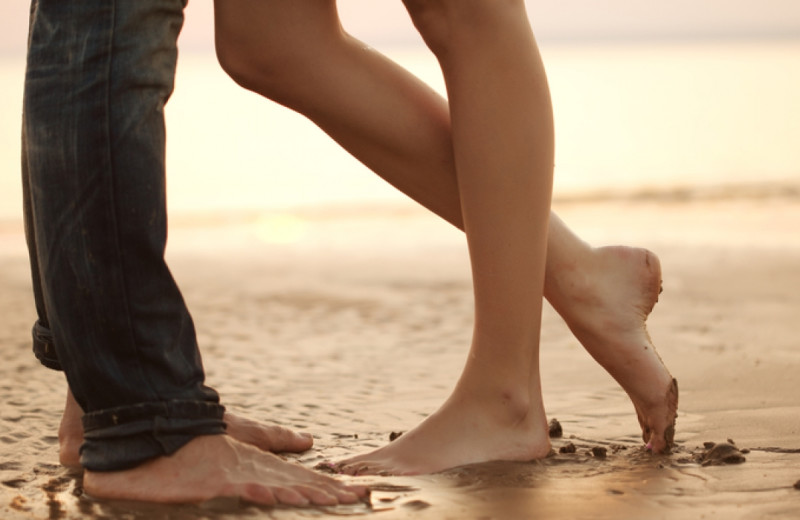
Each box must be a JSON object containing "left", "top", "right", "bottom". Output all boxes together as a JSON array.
[
  {"left": 214, "top": 20, "right": 290, "bottom": 99},
  {"left": 214, "top": 0, "right": 341, "bottom": 103},
  {"left": 214, "top": 16, "right": 269, "bottom": 95},
  {"left": 403, "top": 0, "right": 525, "bottom": 57}
]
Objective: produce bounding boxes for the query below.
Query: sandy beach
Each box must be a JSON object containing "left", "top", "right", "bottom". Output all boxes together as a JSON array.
[{"left": 1, "top": 190, "right": 800, "bottom": 519}]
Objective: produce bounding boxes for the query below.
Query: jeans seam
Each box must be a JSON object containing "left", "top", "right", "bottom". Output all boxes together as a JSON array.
[{"left": 102, "top": 0, "right": 160, "bottom": 401}]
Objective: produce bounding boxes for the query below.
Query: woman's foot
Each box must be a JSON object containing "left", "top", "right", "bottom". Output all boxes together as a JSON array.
[
  {"left": 335, "top": 246, "right": 676, "bottom": 475},
  {"left": 546, "top": 245, "right": 678, "bottom": 452},
  {"left": 83, "top": 435, "right": 367, "bottom": 506},
  {"left": 58, "top": 390, "right": 314, "bottom": 470},
  {"left": 335, "top": 387, "right": 551, "bottom": 476}
]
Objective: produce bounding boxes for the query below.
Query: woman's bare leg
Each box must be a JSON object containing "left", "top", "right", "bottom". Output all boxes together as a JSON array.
[
  {"left": 336, "top": 0, "right": 555, "bottom": 474},
  {"left": 214, "top": 0, "right": 676, "bottom": 458}
]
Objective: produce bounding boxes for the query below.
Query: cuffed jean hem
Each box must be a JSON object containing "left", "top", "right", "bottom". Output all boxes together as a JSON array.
[
  {"left": 80, "top": 400, "right": 226, "bottom": 472},
  {"left": 32, "top": 320, "right": 61, "bottom": 371}
]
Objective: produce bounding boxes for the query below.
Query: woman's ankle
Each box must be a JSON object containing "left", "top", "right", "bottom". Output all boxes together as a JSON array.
[{"left": 450, "top": 380, "right": 539, "bottom": 428}]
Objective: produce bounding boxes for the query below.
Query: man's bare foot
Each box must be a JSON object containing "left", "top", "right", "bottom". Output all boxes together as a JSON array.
[
  {"left": 335, "top": 389, "right": 551, "bottom": 476},
  {"left": 83, "top": 435, "right": 368, "bottom": 506},
  {"left": 59, "top": 390, "right": 314, "bottom": 470},
  {"left": 224, "top": 413, "right": 314, "bottom": 454},
  {"left": 546, "top": 245, "right": 678, "bottom": 452},
  {"left": 58, "top": 390, "right": 85, "bottom": 470}
]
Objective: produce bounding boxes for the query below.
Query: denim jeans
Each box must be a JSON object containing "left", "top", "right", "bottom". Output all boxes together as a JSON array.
[{"left": 22, "top": 0, "right": 226, "bottom": 471}]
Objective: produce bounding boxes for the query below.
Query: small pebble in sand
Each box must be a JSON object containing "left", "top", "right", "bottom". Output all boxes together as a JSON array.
[
  {"left": 794, "top": 480, "right": 800, "bottom": 490},
  {"left": 314, "top": 461, "right": 339, "bottom": 474},
  {"left": 403, "top": 499, "right": 431, "bottom": 511},
  {"left": 389, "top": 431, "right": 403, "bottom": 442},
  {"left": 591, "top": 446, "right": 607, "bottom": 459},
  {"left": 696, "top": 442, "right": 746, "bottom": 466},
  {"left": 548, "top": 418, "right": 563, "bottom": 438},
  {"left": 559, "top": 442, "right": 576, "bottom": 454}
]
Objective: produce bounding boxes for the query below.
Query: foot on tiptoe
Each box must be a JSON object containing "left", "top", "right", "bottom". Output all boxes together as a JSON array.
[{"left": 546, "top": 246, "right": 678, "bottom": 452}]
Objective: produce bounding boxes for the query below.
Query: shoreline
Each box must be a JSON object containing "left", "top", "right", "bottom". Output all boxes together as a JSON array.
[{"left": 3, "top": 177, "right": 799, "bottom": 237}]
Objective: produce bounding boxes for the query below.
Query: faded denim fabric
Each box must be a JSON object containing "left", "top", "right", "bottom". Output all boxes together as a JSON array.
[{"left": 22, "top": 0, "right": 226, "bottom": 471}]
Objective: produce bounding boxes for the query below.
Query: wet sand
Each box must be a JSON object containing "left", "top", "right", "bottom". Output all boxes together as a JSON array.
[{"left": 2, "top": 192, "right": 800, "bottom": 519}]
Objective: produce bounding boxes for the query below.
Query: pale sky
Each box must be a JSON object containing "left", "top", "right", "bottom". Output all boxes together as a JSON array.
[{"left": 1, "top": 0, "right": 799, "bottom": 54}]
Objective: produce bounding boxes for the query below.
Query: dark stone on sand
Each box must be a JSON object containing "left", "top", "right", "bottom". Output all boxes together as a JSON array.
[
  {"left": 2, "top": 479, "right": 28, "bottom": 489},
  {"left": 559, "top": 442, "right": 576, "bottom": 454},
  {"left": 403, "top": 500, "right": 431, "bottom": 511},
  {"left": 41, "top": 476, "right": 71, "bottom": 494},
  {"left": 695, "top": 442, "right": 746, "bottom": 466},
  {"left": 794, "top": 480, "right": 800, "bottom": 490},
  {"left": 591, "top": 446, "right": 608, "bottom": 459},
  {"left": 389, "top": 431, "right": 403, "bottom": 442},
  {"left": 314, "top": 461, "right": 339, "bottom": 474},
  {"left": 548, "top": 418, "right": 563, "bottom": 438}
]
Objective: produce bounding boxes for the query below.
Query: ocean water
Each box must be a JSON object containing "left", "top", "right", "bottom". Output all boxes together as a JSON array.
[{"left": 1, "top": 39, "right": 798, "bottom": 222}]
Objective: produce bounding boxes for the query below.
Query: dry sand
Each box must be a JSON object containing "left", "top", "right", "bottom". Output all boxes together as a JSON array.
[{"left": 1, "top": 192, "right": 799, "bottom": 519}]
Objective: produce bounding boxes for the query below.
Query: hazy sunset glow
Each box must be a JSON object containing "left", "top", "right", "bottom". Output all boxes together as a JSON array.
[{"left": 1, "top": 1, "right": 798, "bottom": 222}]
